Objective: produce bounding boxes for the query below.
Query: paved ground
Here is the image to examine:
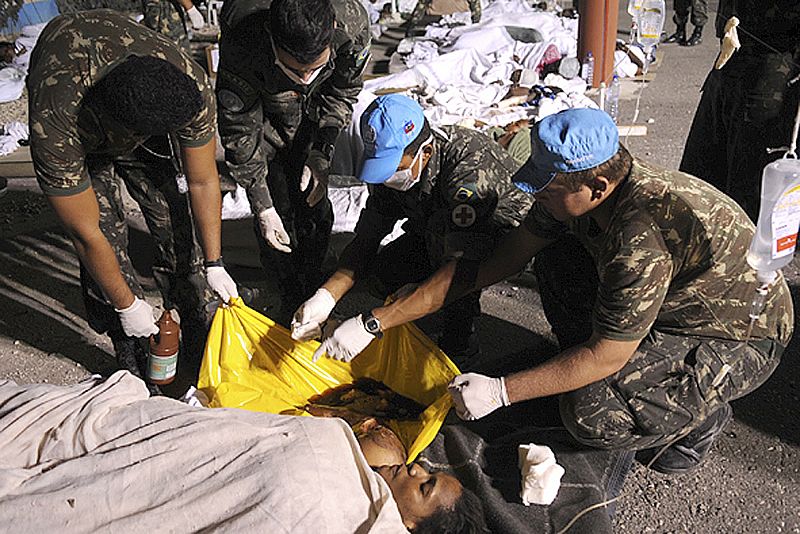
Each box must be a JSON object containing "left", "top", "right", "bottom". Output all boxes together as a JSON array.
[{"left": 0, "top": 1, "right": 798, "bottom": 532}]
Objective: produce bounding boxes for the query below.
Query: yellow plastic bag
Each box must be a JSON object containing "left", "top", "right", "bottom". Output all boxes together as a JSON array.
[{"left": 197, "top": 298, "right": 460, "bottom": 461}]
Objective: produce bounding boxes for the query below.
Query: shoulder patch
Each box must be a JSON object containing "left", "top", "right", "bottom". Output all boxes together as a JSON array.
[
  {"left": 355, "top": 46, "right": 370, "bottom": 67},
  {"left": 454, "top": 185, "right": 476, "bottom": 202},
  {"left": 452, "top": 204, "right": 477, "bottom": 228},
  {"left": 218, "top": 89, "right": 245, "bottom": 112}
]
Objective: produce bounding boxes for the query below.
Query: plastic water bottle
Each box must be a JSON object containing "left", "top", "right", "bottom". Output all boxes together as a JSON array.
[
  {"left": 638, "top": 0, "right": 665, "bottom": 65},
  {"left": 605, "top": 75, "right": 620, "bottom": 123},
  {"left": 581, "top": 51, "right": 594, "bottom": 87},
  {"left": 747, "top": 158, "right": 800, "bottom": 284}
]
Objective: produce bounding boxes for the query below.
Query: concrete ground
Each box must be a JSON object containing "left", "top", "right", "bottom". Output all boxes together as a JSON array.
[{"left": 0, "top": 1, "right": 798, "bottom": 532}]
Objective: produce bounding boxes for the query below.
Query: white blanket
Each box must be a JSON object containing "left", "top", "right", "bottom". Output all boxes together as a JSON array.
[
  {"left": 0, "top": 23, "right": 45, "bottom": 104},
  {"left": 0, "top": 372, "right": 407, "bottom": 533},
  {"left": 365, "top": 1, "right": 583, "bottom": 127}
]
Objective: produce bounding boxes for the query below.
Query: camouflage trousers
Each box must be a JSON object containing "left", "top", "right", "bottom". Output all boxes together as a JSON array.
[
  {"left": 672, "top": 0, "right": 708, "bottom": 27},
  {"left": 680, "top": 48, "right": 800, "bottom": 220},
  {"left": 255, "top": 123, "right": 334, "bottom": 326},
  {"left": 534, "top": 236, "right": 784, "bottom": 451},
  {"left": 81, "top": 136, "right": 215, "bottom": 365}
]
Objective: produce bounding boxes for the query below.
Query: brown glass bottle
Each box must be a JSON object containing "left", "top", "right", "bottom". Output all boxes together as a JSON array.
[{"left": 148, "top": 310, "right": 180, "bottom": 385}]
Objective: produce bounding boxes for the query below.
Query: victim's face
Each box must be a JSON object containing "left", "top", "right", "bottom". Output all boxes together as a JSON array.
[{"left": 375, "top": 462, "right": 462, "bottom": 530}]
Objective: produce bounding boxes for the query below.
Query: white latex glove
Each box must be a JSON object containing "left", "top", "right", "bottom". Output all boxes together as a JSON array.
[
  {"left": 448, "top": 373, "right": 510, "bottom": 420},
  {"left": 291, "top": 288, "right": 336, "bottom": 341},
  {"left": 715, "top": 16, "right": 740, "bottom": 70},
  {"left": 206, "top": 266, "right": 238, "bottom": 304},
  {"left": 312, "top": 314, "right": 375, "bottom": 363},
  {"left": 258, "top": 207, "right": 292, "bottom": 253},
  {"left": 299, "top": 165, "right": 313, "bottom": 194},
  {"left": 116, "top": 297, "right": 159, "bottom": 338},
  {"left": 303, "top": 149, "right": 330, "bottom": 207},
  {"left": 186, "top": 6, "right": 205, "bottom": 29}
]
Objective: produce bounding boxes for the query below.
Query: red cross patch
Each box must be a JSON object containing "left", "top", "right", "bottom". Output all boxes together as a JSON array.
[{"left": 452, "top": 204, "right": 477, "bottom": 228}]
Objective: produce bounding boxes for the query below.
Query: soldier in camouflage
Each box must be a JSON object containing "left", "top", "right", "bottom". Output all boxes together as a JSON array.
[
  {"left": 216, "top": 0, "right": 371, "bottom": 324},
  {"left": 142, "top": 0, "right": 206, "bottom": 51},
  {"left": 680, "top": 0, "right": 800, "bottom": 220},
  {"left": 292, "top": 94, "right": 532, "bottom": 364},
  {"left": 313, "top": 109, "right": 793, "bottom": 474},
  {"left": 406, "top": 0, "right": 481, "bottom": 36},
  {"left": 663, "top": 0, "right": 708, "bottom": 46},
  {"left": 27, "top": 11, "right": 238, "bottom": 386}
]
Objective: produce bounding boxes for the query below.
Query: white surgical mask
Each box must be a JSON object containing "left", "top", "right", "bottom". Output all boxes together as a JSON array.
[
  {"left": 272, "top": 39, "right": 328, "bottom": 86},
  {"left": 384, "top": 137, "right": 432, "bottom": 191}
]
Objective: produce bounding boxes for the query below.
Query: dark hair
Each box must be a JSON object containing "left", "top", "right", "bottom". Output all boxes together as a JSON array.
[
  {"left": 90, "top": 55, "right": 203, "bottom": 136},
  {"left": 403, "top": 119, "right": 432, "bottom": 156},
  {"left": 412, "top": 486, "right": 489, "bottom": 534},
  {"left": 268, "top": 0, "right": 336, "bottom": 64},
  {"left": 553, "top": 144, "right": 633, "bottom": 192}
]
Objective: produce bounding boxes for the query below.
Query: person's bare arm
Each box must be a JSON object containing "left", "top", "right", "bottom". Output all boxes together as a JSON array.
[
  {"left": 47, "top": 188, "right": 135, "bottom": 309},
  {"left": 181, "top": 138, "right": 222, "bottom": 262},
  {"left": 322, "top": 268, "right": 357, "bottom": 301},
  {"left": 505, "top": 334, "right": 640, "bottom": 402},
  {"left": 374, "top": 223, "right": 553, "bottom": 330},
  {"left": 177, "top": 0, "right": 193, "bottom": 11}
]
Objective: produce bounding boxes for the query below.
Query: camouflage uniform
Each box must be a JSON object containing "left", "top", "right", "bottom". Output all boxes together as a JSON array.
[
  {"left": 672, "top": 0, "right": 708, "bottom": 28},
  {"left": 27, "top": 11, "right": 218, "bottom": 371},
  {"left": 680, "top": 0, "right": 800, "bottom": 220},
  {"left": 527, "top": 160, "right": 793, "bottom": 450},
  {"left": 344, "top": 126, "right": 533, "bottom": 361},
  {"left": 216, "top": 0, "right": 371, "bottom": 321},
  {"left": 142, "top": 0, "right": 190, "bottom": 52},
  {"left": 408, "top": 0, "right": 482, "bottom": 28}
]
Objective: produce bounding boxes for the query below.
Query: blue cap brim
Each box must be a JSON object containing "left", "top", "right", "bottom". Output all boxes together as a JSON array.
[
  {"left": 358, "top": 149, "right": 404, "bottom": 184},
  {"left": 512, "top": 157, "right": 557, "bottom": 194}
]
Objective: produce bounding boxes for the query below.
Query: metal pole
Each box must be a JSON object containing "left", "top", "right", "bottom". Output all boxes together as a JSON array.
[{"left": 578, "top": 0, "right": 620, "bottom": 88}]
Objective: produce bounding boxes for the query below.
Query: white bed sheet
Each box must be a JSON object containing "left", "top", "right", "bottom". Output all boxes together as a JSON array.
[{"left": 0, "top": 371, "right": 407, "bottom": 533}]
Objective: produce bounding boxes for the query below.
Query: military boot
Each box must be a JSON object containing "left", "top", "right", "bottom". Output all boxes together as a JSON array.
[
  {"left": 663, "top": 24, "right": 686, "bottom": 44},
  {"left": 682, "top": 25, "right": 703, "bottom": 46},
  {"left": 636, "top": 403, "right": 733, "bottom": 474}
]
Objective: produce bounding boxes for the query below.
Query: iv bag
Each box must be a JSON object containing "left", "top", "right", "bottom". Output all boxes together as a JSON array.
[
  {"left": 747, "top": 158, "right": 800, "bottom": 280},
  {"left": 638, "top": 0, "right": 665, "bottom": 51}
]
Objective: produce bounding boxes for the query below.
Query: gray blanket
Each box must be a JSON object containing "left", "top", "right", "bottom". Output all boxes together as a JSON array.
[{"left": 419, "top": 399, "right": 630, "bottom": 534}]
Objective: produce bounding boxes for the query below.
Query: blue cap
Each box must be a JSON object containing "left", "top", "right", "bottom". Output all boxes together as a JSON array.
[
  {"left": 513, "top": 108, "right": 619, "bottom": 194},
  {"left": 359, "top": 94, "right": 425, "bottom": 184}
]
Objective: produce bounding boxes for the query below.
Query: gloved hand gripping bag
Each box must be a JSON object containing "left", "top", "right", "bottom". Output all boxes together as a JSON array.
[{"left": 198, "top": 298, "right": 460, "bottom": 461}]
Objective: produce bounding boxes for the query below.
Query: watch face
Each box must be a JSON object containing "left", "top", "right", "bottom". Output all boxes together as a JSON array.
[{"left": 365, "top": 317, "right": 380, "bottom": 333}]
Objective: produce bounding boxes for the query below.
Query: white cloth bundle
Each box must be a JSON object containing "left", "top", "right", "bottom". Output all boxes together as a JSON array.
[{"left": 518, "top": 443, "right": 565, "bottom": 506}]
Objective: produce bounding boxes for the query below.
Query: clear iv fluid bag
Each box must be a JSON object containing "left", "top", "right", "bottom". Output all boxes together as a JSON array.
[
  {"left": 638, "top": 0, "right": 665, "bottom": 50},
  {"left": 747, "top": 158, "right": 800, "bottom": 274},
  {"left": 627, "top": 0, "right": 643, "bottom": 19}
]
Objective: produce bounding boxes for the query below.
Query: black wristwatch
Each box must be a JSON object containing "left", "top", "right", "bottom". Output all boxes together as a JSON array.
[{"left": 362, "top": 311, "right": 383, "bottom": 338}]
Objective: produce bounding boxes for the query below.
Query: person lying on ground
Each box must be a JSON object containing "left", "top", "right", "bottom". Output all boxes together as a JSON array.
[
  {"left": 306, "top": 402, "right": 488, "bottom": 533},
  {"left": 0, "top": 371, "right": 488, "bottom": 533}
]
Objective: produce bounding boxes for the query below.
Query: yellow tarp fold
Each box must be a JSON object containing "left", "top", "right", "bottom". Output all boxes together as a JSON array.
[{"left": 198, "top": 298, "right": 460, "bottom": 461}]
